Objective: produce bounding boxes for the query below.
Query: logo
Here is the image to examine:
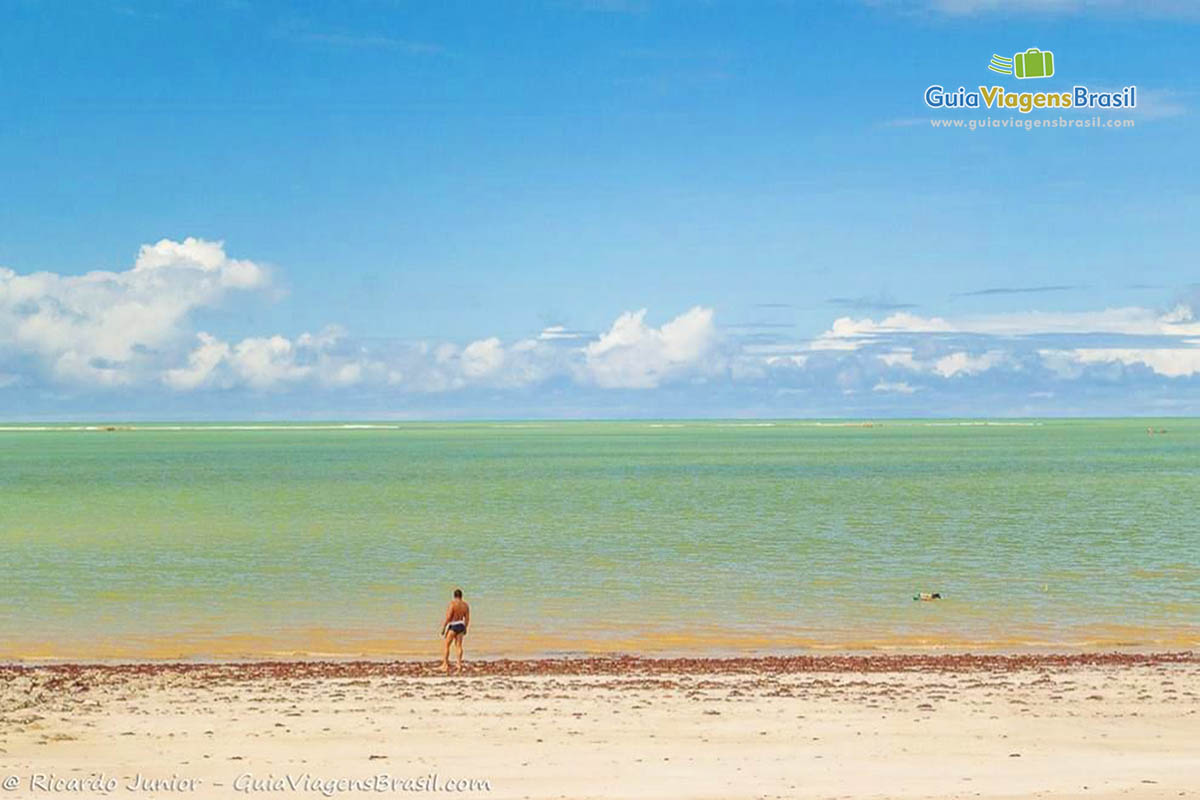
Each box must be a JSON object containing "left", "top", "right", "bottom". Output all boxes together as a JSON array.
[
  {"left": 923, "top": 47, "right": 1135, "bottom": 115},
  {"left": 989, "top": 48, "right": 1055, "bottom": 79}
]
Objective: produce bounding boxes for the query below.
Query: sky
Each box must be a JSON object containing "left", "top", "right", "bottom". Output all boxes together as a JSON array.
[{"left": 1, "top": 0, "right": 1198, "bottom": 419}]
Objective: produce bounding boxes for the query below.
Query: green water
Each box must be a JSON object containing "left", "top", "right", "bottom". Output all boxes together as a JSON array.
[{"left": 1, "top": 420, "right": 1196, "bottom": 659}]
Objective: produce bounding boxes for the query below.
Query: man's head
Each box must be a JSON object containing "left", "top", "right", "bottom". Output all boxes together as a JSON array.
[{"left": 453, "top": 588, "right": 463, "bottom": 599}]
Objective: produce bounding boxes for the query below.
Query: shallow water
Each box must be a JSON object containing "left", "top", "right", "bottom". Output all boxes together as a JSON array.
[{"left": 1, "top": 420, "right": 1196, "bottom": 659}]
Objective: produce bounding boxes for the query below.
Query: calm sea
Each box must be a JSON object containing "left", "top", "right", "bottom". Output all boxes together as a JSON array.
[{"left": 1, "top": 420, "right": 1196, "bottom": 660}]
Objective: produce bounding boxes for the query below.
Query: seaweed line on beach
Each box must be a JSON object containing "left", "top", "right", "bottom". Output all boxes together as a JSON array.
[{"left": 2, "top": 651, "right": 1196, "bottom": 684}]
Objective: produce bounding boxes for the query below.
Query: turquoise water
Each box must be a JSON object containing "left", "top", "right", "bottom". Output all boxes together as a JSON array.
[{"left": 1, "top": 420, "right": 1196, "bottom": 659}]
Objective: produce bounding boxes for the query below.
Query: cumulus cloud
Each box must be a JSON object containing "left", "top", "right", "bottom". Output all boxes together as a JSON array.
[
  {"left": 5, "top": 238, "right": 1200, "bottom": 418},
  {"left": 460, "top": 337, "right": 505, "bottom": 378},
  {"left": 1041, "top": 347, "right": 1200, "bottom": 378},
  {"left": 806, "top": 304, "right": 1200, "bottom": 381},
  {"left": 933, "top": 350, "right": 1010, "bottom": 377},
  {"left": 163, "top": 333, "right": 231, "bottom": 391},
  {"left": 156, "top": 304, "right": 721, "bottom": 395},
  {"left": 164, "top": 326, "right": 375, "bottom": 392},
  {"left": 583, "top": 307, "right": 719, "bottom": 388},
  {"left": 0, "top": 237, "right": 269, "bottom": 387}
]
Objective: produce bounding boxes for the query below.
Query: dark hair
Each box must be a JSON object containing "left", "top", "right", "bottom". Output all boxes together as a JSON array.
[{"left": 453, "top": 588, "right": 463, "bottom": 598}]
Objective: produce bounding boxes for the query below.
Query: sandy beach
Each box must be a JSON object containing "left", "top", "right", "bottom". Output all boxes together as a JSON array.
[{"left": 1, "top": 653, "right": 1196, "bottom": 800}]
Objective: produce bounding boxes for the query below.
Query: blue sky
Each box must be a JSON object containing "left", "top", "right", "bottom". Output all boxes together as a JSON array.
[{"left": 1, "top": 0, "right": 1198, "bottom": 418}]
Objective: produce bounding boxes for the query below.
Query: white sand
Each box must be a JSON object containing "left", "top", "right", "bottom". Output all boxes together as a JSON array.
[{"left": 1, "top": 658, "right": 1197, "bottom": 799}]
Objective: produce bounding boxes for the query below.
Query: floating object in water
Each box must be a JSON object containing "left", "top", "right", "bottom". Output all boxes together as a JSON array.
[{"left": 914, "top": 592, "right": 943, "bottom": 601}]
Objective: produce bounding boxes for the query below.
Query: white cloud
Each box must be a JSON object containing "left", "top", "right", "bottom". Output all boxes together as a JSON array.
[
  {"left": 460, "top": 337, "right": 505, "bottom": 378},
  {"left": 228, "top": 336, "right": 313, "bottom": 390},
  {"left": 538, "top": 325, "right": 588, "bottom": 341},
  {"left": 815, "top": 306, "right": 1200, "bottom": 352},
  {"left": 157, "top": 306, "right": 721, "bottom": 395},
  {"left": 7, "top": 237, "right": 1200, "bottom": 414},
  {"left": 1, "top": 237, "right": 269, "bottom": 387},
  {"left": 817, "top": 306, "right": 1200, "bottom": 383},
  {"left": 165, "top": 326, "right": 384, "bottom": 392},
  {"left": 1041, "top": 347, "right": 1200, "bottom": 377},
  {"left": 872, "top": 380, "right": 917, "bottom": 394},
  {"left": 812, "top": 312, "right": 953, "bottom": 351},
  {"left": 163, "top": 332, "right": 231, "bottom": 391},
  {"left": 132, "top": 238, "right": 268, "bottom": 290},
  {"left": 583, "top": 306, "right": 718, "bottom": 388},
  {"left": 933, "top": 350, "right": 1009, "bottom": 377},
  {"left": 816, "top": 305, "right": 1200, "bottom": 381}
]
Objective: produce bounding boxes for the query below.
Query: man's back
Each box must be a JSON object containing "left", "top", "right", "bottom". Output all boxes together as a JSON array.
[{"left": 442, "top": 591, "right": 470, "bottom": 674}]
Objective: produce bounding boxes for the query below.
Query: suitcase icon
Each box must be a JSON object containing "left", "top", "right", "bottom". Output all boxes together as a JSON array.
[{"left": 1014, "top": 48, "right": 1054, "bottom": 79}]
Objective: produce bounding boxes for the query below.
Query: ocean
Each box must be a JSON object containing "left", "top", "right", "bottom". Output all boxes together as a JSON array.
[{"left": 1, "top": 419, "right": 1196, "bottom": 660}]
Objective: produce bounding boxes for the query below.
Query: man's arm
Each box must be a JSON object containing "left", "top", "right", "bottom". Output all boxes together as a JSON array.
[
  {"left": 441, "top": 603, "right": 453, "bottom": 632},
  {"left": 464, "top": 604, "right": 471, "bottom": 631}
]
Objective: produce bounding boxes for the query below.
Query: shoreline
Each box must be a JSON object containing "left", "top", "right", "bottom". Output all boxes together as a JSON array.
[
  {"left": 8, "top": 633, "right": 1200, "bottom": 663},
  {"left": 3, "top": 649, "right": 1196, "bottom": 674}
]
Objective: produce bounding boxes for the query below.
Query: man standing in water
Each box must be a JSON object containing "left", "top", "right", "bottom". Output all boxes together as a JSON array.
[{"left": 440, "top": 588, "right": 470, "bottom": 674}]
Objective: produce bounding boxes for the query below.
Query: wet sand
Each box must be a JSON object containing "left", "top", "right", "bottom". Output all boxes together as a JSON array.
[{"left": 1, "top": 653, "right": 1197, "bottom": 799}]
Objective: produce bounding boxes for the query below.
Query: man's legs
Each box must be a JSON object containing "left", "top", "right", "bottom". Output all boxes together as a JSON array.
[
  {"left": 454, "top": 632, "right": 464, "bottom": 673},
  {"left": 441, "top": 632, "right": 453, "bottom": 673}
]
